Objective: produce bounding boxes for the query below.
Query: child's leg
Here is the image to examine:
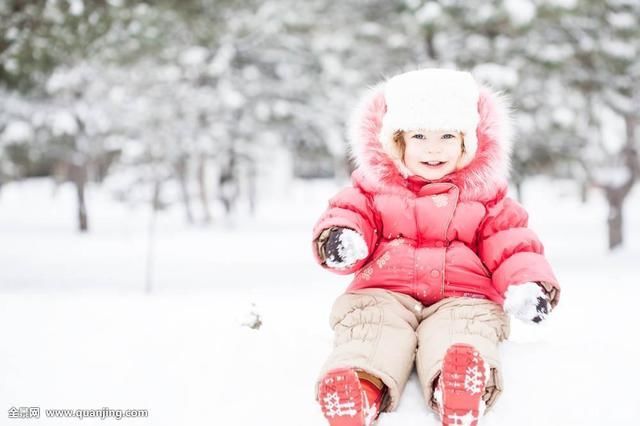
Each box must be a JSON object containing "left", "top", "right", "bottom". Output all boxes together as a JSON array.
[
  {"left": 316, "top": 288, "right": 422, "bottom": 413},
  {"left": 415, "top": 297, "right": 510, "bottom": 414}
]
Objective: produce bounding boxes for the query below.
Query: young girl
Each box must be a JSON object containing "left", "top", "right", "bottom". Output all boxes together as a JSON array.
[{"left": 311, "top": 68, "right": 560, "bottom": 426}]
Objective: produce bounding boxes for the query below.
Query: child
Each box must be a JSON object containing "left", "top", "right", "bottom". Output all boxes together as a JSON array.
[{"left": 311, "top": 68, "right": 560, "bottom": 426}]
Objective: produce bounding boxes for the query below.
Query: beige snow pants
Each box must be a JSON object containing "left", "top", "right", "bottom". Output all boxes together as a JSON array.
[{"left": 315, "top": 289, "right": 510, "bottom": 413}]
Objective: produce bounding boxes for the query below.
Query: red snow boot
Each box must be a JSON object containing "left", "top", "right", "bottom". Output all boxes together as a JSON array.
[
  {"left": 317, "top": 368, "right": 385, "bottom": 426},
  {"left": 435, "top": 343, "right": 488, "bottom": 426}
]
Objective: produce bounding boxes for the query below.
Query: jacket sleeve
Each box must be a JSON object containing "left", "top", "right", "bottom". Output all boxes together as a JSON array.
[
  {"left": 311, "top": 186, "right": 381, "bottom": 275},
  {"left": 478, "top": 194, "right": 560, "bottom": 307}
]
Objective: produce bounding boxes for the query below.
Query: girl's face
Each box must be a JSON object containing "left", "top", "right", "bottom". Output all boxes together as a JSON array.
[{"left": 402, "top": 129, "right": 463, "bottom": 180}]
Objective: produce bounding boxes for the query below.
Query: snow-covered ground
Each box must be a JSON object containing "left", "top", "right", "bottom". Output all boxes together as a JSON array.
[{"left": 0, "top": 177, "right": 639, "bottom": 425}]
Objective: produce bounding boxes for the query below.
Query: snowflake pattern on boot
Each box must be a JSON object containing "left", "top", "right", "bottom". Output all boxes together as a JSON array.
[
  {"left": 436, "top": 343, "right": 489, "bottom": 426},
  {"left": 318, "top": 368, "right": 380, "bottom": 426}
]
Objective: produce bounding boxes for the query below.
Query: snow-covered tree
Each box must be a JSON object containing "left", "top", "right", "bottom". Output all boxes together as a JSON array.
[
  {"left": 2, "top": 0, "right": 637, "bottom": 247},
  {"left": 532, "top": 0, "right": 640, "bottom": 249}
]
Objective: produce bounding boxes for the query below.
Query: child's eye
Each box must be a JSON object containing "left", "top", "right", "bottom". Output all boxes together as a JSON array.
[
  {"left": 442, "top": 134, "right": 456, "bottom": 140},
  {"left": 412, "top": 134, "right": 425, "bottom": 140}
]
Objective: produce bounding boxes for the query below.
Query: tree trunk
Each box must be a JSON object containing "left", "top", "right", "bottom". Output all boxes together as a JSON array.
[
  {"left": 591, "top": 112, "right": 638, "bottom": 251},
  {"left": 513, "top": 178, "right": 523, "bottom": 203},
  {"left": 69, "top": 162, "right": 89, "bottom": 232},
  {"left": 247, "top": 160, "right": 257, "bottom": 216},
  {"left": 197, "top": 154, "right": 212, "bottom": 224},
  {"left": 424, "top": 29, "right": 438, "bottom": 60},
  {"left": 146, "top": 180, "right": 161, "bottom": 294},
  {"left": 605, "top": 189, "right": 624, "bottom": 250},
  {"left": 76, "top": 179, "right": 88, "bottom": 232},
  {"left": 580, "top": 180, "right": 589, "bottom": 204},
  {"left": 175, "top": 156, "right": 194, "bottom": 224},
  {"left": 151, "top": 178, "right": 163, "bottom": 211},
  {"left": 219, "top": 149, "right": 239, "bottom": 216},
  {"left": 605, "top": 115, "right": 640, "bottom": 250}
]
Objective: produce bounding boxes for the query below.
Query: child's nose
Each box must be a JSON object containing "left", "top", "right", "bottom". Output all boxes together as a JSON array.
[{"left": 426, "top": 141, "right": 442, "bottom": 153}]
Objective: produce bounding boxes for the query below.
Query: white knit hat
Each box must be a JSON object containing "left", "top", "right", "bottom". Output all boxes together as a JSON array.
[{"left": 379, "top": 68, "right": 480, "bottom": 170}]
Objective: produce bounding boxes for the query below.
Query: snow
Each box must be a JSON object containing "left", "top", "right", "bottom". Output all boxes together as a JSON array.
[
  {"left": 0, "top": 176, "right": 639, "bottom": 425},
  {"left": 542, "top": 0, "right": 577, "bottom": 9},
  {"left": 179, "top": 46, "right": 209, "bottom": 67},
  {"left": 51, "top": 111, "right": 79, "bottom": 136},
  {"left": 68, "top": 0, "right": 84, "bottom": 16},
  {"left": 207, "top": 43, "right": 235, "bottom": 77},
  {"left": 535, "top": 44, "right": 574, "bottom": 63},
  {"left": 415, "top": 2, "right": 442, "bottom": 25},
  {"left": 504, "top": 0, "right": 536, "bottom": 26},
  {"left": 474, "top": 4, "right": 497, "bottom": 23},
  {"left": 5, "top": 26, "right": 19, "bottom": 40},
  {"left": 359, "top": 22, "right": 382, "bottom": 38},
  {"left": 1, "top": 120, "right": 33, "bottom": 144},
  {"left": 320, "top": 53, "right": 344, "bottom": 78},
  {"left": 404, "top": 0, "right": 421, "bottom": 10},
  {"left": 592, "top": 167, "right": 632, "bottom": 188},
  {"left": 606, "top": 11, "right": 636, "bottom": 30},
  {"left": 218, "top": 81, "right": 246, "bottom": 109},
  {"left": 472, "top": 64, "right": 519, "bottom": 89},
  {"left": 551, "top": 106, "right": 575, "bottom": 128},
  {"left": 601, "top": 39, "right": 636, "bottom": 60},
  {"left": 4, "top": 58, "right": 19, "bottom": 73}
]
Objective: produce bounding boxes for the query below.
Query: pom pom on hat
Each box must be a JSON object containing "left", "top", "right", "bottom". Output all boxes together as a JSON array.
[{"left": 379, "top": 68, "right": 480, "bottom": 171}]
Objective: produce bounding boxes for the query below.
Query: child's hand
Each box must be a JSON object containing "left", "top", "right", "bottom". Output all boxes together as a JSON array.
[
  {"left": 503, "top": 282, "right": 551, "bottom": 324},
  {"left": 322, "top": 227, "right": 368, "bottom": 269}
]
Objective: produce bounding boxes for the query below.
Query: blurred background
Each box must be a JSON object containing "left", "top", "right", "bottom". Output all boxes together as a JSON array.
[{"left": 1, "top": 1, "right": 639, "bottom": 425}]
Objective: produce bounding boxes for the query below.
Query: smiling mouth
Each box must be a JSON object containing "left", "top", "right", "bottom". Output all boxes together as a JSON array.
[{"left": 421, "top": 161, "right": 446, "bottom": 167}]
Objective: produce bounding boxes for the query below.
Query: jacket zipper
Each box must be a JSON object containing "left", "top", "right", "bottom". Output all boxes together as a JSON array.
[
  {"left": 413, "top": 197, "right": 420, "bottom": 300},
  {"left": 441, "top": 185, "right": 459, "bottom": 298}
]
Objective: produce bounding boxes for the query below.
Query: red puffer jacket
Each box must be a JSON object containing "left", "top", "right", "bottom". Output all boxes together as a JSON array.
[{"left": 311, "top": 85, "right": 560, "bottom": 307}]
